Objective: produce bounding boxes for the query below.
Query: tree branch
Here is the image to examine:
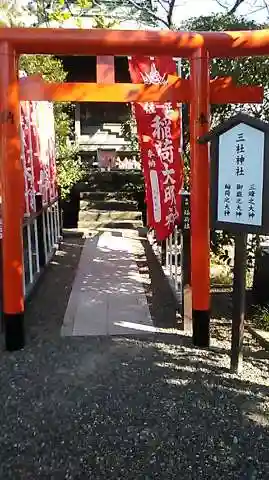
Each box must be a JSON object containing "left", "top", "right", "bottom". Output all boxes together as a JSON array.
[
  {"left": 214, "top": 0, "right": 246, "bottom": 14},
  {"left": 227, "top": 0, "right": 245, "bottom": 14},
  {"left": 216, "top": 0, "right": 269, "bottom": 17},
  {"left": 125, "top": 0, "right": 171, "bottom": 28},
  {"left": 167, "top": 0, "right": 176, "bottom": 28},
  {"left": 262, "top": 0, "right": 269, "bottom": 16}
]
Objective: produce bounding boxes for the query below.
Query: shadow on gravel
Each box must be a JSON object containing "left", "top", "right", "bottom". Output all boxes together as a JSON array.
[{"left": 0, "top": 334, "right": 268, "bottom": 479}]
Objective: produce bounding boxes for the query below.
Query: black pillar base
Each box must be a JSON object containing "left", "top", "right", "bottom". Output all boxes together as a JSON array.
[
  {"left": 4, "top": 313, "right": 25, "bottom": 351},
  {"left": 192, "top": 309, "right": 210, "bottom": 348}
]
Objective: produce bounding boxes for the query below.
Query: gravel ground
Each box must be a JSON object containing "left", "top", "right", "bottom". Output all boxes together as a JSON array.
[{"left": 0, "top": 235, "right": 269, "bottom": 480}]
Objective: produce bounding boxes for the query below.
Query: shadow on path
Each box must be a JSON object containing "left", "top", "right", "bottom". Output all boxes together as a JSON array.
[{"left": 136, "top": 236, "right": 179, "bottom": 329}]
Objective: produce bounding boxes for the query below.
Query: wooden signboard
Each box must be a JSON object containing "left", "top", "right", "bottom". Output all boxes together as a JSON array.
[
  {"left": 181, "top": 192, "right": 190, "bottom": 231},
  {"left": 200, "top": 113, "right": 269, "bottom": 235},
  {"left": 200, "top": 113, "right": 269, "bottom": 373}
]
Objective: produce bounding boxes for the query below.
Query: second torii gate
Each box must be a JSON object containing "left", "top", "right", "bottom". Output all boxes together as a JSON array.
[{"left": 0, "top": 28, "right": 266, "bottom": 350}]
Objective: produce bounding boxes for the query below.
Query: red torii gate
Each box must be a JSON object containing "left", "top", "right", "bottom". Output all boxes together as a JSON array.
[{"left": 0, "top": 27, "right": 267, "bottom": 350}]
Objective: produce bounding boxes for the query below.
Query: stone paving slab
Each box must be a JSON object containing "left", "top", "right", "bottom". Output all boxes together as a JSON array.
[{"left": 61, "top": 230, "right": 154, "bottom": 337}]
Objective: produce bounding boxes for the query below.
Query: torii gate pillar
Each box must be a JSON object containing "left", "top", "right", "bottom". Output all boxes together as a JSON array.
[
  {"left": 190, "top": 47, "right": 210, "bottom": 346},
  {"left": 0, "top": 42, "right": 25, "bottom": 351}
]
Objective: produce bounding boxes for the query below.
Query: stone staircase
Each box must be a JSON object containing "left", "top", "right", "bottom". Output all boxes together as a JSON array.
[
  {"left": 78, "top": 193, "right": 143, "bottom": 232},
  {"left": 70, "top": 171, "right": 145, "bottom": 234}
]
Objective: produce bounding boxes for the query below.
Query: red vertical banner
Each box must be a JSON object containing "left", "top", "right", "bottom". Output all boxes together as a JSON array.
[
  {"left": 20, "top": 101, "right": 36, "bottom": 214},
  {"left": 18, "top": 71, "right": 57, "bottom": 216},
  {"left": 129, "top": 56, "right": 184, "bottom": 241},
  {"left": 29, "top": 101, "right": 42, "bottom": 203},
  {"left": 23, "top": 100, "right": 57, "bottom": 210},
  {"left": 19, "top": 71, "right": 36, "bottom": 214},
  {"left": 37, "top": 102, "right": 50, "bottom": 205},
  {"left": 34, "top": 101, "right": 57, "bottom": 205},
  {"left": 46, "top": 102, "right": 58, "bottom": 202}
]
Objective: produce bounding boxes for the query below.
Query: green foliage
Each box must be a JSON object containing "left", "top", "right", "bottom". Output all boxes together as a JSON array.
[
  {"left": 252, "top": 305, "right": 269, "bottom": 331},
  {"left": 181, "top": 14, "right": 269, "bottom": 126},
  {"left": 211, "top": 230, "right": 234, "bottom": 263},
  {"left": 180, "top": 13, "right": 269, "bottom": 266},
  {"left": 121, "top": 105, "right": 139, "bottom": 152},
  {"left": 210, "top": 249, "right": 233, "bottom": 286},
  {"left": 120, "top": 173, "right": 145, "bottom": 209},
  {"left": 210, "top": 269, "right": 233, "bottom": 286},
  {"left": 26, "top": 0, "right": 157, "bottom": 28},
  {"left": 91, "top": 15, "right": 118, "bottom": 28},
  {"left": 20, "top": 55, "right": 67, "bottom": 83},
  {"left": 121, "top": 176, "right": 144, "bottom": 194},
  {"left": 0, "top": 1, "right": 24, "bottom": 26},
  {"left": 56, "top": 150, "right": 86, "bottom": 199},
  {"left": 26, "top": 0, "right": 93, "bottom": 26}
]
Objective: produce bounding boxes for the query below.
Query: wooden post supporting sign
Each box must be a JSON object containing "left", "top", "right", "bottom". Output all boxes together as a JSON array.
[{"left": 231, "top": 232, "right": 247, "bottom": 372}]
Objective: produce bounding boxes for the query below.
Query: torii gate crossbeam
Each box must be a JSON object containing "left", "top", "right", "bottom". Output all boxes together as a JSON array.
[
  {"left": 0, "top": 27, "right": 268, "bottom": 351},
  {"left": 1, "top": 27, "right": 269, "bottom": 57}
]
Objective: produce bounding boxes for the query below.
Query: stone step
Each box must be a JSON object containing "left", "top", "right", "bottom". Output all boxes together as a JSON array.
[
  {"left": 75, "top": 172, "right": 143, "bottom": 194},
  {"left": 78, "top": 219, "right": 143, "bottom": 230},
  {"left": 80, "top": 199, "right": 138, "bottom": 212},
  {"left": 80, "top": 191, "right": 135, "bottom": 201},
  {"left": 63, "top": 224, "right": 146, "bottom": 238},
  {"left": 79, "top": 210, "right": 142, "bottom": 223}
]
